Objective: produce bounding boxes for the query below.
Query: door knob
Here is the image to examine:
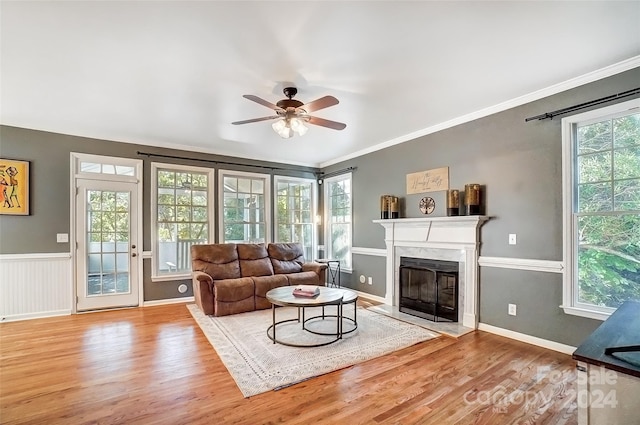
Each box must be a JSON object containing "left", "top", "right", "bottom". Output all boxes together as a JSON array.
[
  {"left": 132, "top": 253, "right": 137, "bottom": 257},
  {"left": 131, "top": 245, "right": 136, "bottom": 249}
]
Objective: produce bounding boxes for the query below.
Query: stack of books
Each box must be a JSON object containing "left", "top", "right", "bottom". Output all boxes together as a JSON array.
[{"left": 292, "top": 285, "right": 320, "bottom": 298}]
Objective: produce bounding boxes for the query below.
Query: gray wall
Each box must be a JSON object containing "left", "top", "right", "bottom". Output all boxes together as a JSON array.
[
  {"left": 0, "top": 126, "right": 317, "bottom": 301},
  {"left": 324, "top": 67, "right": 640, "bottom": 346},
  {"left": 2, "top": 67, "right": 638, "bottom": 344}
]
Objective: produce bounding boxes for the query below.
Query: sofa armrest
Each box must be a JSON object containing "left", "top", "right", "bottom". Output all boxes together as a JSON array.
[
  {"left": 192, "top": 271, "right": 215, "bottom": 315},
  {"left": 302, "top": 262, "right": 328, "bottom": 285}
]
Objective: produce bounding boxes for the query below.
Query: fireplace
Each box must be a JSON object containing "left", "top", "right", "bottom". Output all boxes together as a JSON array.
[
  {"left": 375, "top": 216, "right": 488, "bottom": 329},
  {"left": 399, "top": 257, "right": 458, "bottom": 322}
]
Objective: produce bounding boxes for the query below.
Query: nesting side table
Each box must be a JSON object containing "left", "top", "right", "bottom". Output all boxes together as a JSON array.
[{"left": 315, "top": 258, "right": 340, "bottom": 288}]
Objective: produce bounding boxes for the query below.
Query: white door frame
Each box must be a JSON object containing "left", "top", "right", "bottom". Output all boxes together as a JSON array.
[{"left": 70, "top": 153, "right": 144, "bottom": 313}]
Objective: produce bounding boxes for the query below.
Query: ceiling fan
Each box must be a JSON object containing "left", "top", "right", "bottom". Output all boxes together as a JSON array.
[{"left": 232, "top": 87, "right": 346, "bottom": 138}]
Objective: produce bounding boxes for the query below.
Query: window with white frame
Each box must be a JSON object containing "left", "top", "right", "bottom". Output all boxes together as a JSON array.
[
  {"left": 152, "top": 163, "right": 214, "bottom": 279},
  {"left": 220, "top": 170, "right": 271, "bottom": 243},
  {"left": 562, "top": 98, "right": 640, "bottom": 320},
  {"left": 274, "top": 176, "right": 317, "bottom": 260},
  {"left": 324, "top": 173, "right": 352, "bottom": 270}
]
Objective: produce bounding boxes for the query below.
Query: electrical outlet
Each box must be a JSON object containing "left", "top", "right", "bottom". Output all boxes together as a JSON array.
[
  {"left": 368, "top": 277, "right": 373, "bottom": 285},
  {"left": 508, "top": 304, "right": 517, "bottom": 316},
  {"left": 509, "top": 234, "right": 517, "bottom": 245}
]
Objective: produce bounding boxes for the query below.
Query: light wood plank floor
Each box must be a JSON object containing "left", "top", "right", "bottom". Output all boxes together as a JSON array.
[{"left": 1, "top": 304, "right": 578, "bottom": 424}]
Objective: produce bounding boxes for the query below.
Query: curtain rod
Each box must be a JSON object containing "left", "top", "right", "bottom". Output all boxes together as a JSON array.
[
  {"left": 136, "top": 151, "right": 317, "bottom": 174},
  {"left": 316, "top": 166, "right": 358, "bottom": 183},
  {"left": 525, "top": 87, "right": 640, "bottom": 122}
]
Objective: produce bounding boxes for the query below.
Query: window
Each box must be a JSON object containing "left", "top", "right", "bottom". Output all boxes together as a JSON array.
[
  {"left": 152, "top": 163, "right": 214, "bottom": 279},
  {"left": 219, "top": 170, "right": 271, "bottom": 243},
  {"left": 274, "top": 176, "right": 317, "bottom": 260},
  {"left": 324, "top": 173, "right": 352, "bottom": 270},
  {"left": 562, "top": 98, "right": 640, "bottom": 320}
]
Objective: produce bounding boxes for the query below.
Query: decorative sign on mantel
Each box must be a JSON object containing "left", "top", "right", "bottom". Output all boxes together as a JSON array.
[{"left": 406, "top": 166, "right": 449, "bottom": 194}]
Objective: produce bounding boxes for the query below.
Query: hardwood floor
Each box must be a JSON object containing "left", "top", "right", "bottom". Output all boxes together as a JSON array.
[{"left": 1, "top": 304, "right": 578, "bottom": 425}]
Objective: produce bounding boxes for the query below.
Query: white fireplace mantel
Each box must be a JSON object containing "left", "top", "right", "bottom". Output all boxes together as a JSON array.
[{"left": 374, "top": 216, "right": 489, "bottom": 329}]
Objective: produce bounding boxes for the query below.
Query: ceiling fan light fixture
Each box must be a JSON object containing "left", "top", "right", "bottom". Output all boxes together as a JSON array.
[
  {"left": 272, "top": 119, "right": 294, "bottom": 138},
  {"left": 272, "top": 119, "right": 286, "bottom": 133},
  {"left": 279, "top": 127, "right": 294, "bottom": 138},
  {"left": 271, "top": 117, "right": 307, "bottom": 138},
  {"left": 290, "top": 117, "right": 308, "bottom": 136}
]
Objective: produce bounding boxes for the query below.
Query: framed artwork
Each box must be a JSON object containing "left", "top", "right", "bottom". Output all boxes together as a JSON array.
[{"left": 0, "top": 158, "right": 30, "bottom": 215}]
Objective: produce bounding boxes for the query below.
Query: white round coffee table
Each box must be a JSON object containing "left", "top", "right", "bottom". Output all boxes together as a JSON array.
[
  {"left": 303, "top": 288, "right": 358, "bottom": 336},
  {"left": 266, "top": 286, "right": 345, "bottom": 347}
]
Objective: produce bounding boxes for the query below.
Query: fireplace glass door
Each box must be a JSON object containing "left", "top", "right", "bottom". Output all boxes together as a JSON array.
[{"left": 399, "top": 257, "right": 458, "bottom": 322}]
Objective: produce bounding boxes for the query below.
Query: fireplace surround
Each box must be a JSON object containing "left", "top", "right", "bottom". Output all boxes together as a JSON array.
[{"left": 374, "top": 216, "right": 488, "bottom": 329}]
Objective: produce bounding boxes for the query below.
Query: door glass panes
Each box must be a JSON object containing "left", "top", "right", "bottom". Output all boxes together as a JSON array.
[
  {"left": 86, "top": 190, "right": 131, "bottom": 296},
  {"left": 156, "top": 168, "right": 210, "bottom": 274},
  {"left": 80, "top": 161, "right": 135, "bottom": 176},
  {"left": 275, "top": 178, "right": 315, "bottom": 260},
  {"left": 223, "top": 175, "right": 267, "bottom": 243}
]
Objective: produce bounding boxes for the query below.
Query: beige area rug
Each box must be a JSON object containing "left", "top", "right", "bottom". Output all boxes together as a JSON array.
[{"left": 187, "top": 303, "right": 439, "bottom": 397}]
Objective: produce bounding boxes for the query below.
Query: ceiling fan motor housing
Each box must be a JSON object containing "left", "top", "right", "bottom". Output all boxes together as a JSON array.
[
  {"left": 276, "top": 99, "right": 304, "bottom": 109},
  {"left": 277, "top": 87, "right": 303, "bottom": 109}
]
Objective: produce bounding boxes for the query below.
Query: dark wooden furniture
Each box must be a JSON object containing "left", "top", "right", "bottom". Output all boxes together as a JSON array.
[{"left": 572, "top": 300, "right": 640, "bottom": 424}]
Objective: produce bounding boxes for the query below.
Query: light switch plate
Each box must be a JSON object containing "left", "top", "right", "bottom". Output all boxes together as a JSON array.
[
  {"left": 56, "top": 233, "right": 69, "bottom": 243},
  {"left": 509, "top": 234, "right": 517, "bottom": 245}
]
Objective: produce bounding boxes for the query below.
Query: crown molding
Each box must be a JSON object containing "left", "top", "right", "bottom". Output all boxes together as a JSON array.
[{"left": 321, "top": 55, "right": 640, "bottom": 168}]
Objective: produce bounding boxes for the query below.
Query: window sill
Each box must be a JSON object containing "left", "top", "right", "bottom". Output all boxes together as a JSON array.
[
  {"left": 152, "top": 273, "right": 191, "bottom": 283},
  {"left": 561, "top": 305, "right": 610, "bottom": 321}
]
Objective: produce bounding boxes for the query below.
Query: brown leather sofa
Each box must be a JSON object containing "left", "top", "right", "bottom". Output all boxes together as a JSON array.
[{"left": 191, "top": 242, "right": 327, "bottom": 316}]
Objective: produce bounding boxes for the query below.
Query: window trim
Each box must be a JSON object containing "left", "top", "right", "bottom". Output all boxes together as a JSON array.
[
  {"left": 151, "top": 162, "right": 215, "bottom": 282},
  {"left": 323, "top": 172, "right": 353, "bottom": 272},
  {"left": 561, "top": 98, "right": 640, "bottom": 321},
  {"left": 218, "top": 169, "right": 271, "bottom": 244},
  {"left": 273, "top": 175, "right": 318, "bottom": 259}
]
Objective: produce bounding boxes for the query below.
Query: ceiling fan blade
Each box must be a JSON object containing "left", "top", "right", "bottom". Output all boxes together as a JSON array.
[
  {"left": 243, "top": 95, "right": 283, "bottom": 111},
  {"left": 232, "top": 115, "right": 280, "bottom": 125},
  {"left": 307, "top": 116, "right": 347, "bottom": 130},
  {"left": 300, "top": 96, "right": 339, "bottom": 113}
]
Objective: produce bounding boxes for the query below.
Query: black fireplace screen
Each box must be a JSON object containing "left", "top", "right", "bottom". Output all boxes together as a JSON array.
[{"left": 399, "top": 257, "right": 459, "bottom": 322}]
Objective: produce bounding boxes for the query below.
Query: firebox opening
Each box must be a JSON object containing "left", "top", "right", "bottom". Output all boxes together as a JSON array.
[{"left": 399, "top": 257, "right": 459, "bottom": 322}]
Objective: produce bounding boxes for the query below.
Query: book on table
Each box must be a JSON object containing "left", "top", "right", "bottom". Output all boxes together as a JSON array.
[{"left": 292, "top": 285, "right": 320, "bottom": 297}]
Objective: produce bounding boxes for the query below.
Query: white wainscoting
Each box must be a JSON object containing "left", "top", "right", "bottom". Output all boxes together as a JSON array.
[
  {"left": 352, "top": 247, "right": 387, "bottom": 257},
  {"left": 478, "top": 256, "right": 564, "bottom": 273},
  {"left": 0, "top": 253, "right": 72, "bottom": 322}
]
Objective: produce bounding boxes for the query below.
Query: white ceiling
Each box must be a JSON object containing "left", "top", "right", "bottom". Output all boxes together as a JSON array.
[{"left": 2, "top": 1, "right": 639, "bottom": 168}]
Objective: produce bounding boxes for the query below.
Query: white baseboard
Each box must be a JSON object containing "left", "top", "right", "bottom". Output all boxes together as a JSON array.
[
  {"left": 351, "top": 289, "right": 386, "bottom": 304},
  {"left": 478, "top": 322, "right": 576, "bottom": 355},
  {"left": 143, "top": 296, "right": 194, "bottom": 307},
  {"left": 1, "top": 309, "right": 71, "bottom": 323}
]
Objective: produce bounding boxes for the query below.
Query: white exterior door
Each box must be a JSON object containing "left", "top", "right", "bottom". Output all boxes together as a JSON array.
[
  {"left": 72, "top": 153, "right": 143, "bottom": 312},
  {"left": 76, "top": 179, "right": 140, "bottom": 311}
]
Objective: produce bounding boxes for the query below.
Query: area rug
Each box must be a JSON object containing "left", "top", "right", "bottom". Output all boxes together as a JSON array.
[{"left": 187, "top": 303, "right": 439, "bottom": 397}]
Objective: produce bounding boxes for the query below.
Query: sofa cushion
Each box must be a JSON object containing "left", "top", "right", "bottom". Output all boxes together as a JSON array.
[
  {"left": 285, "top": 271, "right": 322, "bottom": 286},
  {"left": 191, "top": 243, "right": 240, "bottom": 280},
  {"left": 268, "top": 243, "right": 304, "bottom": 274},
  {"left": 238, "top": 243, "right": 274, "bottom": 277},
  {"left": 253, "top": 275, "right": 289, "bottom": 310},
  {"left": 213, "top": 277, "right": 254, "bottom": 316}
]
